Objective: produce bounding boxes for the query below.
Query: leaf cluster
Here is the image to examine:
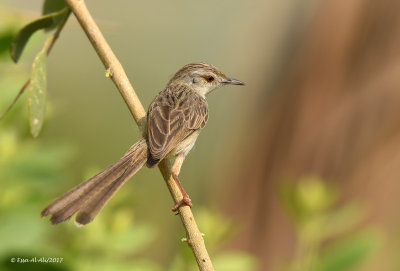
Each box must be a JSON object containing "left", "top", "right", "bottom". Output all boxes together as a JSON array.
[
  {"left": 2, "top": 0, "right": 70, "bottom": 137},
  {"left": 279, "top": 176, "right": 382, "bottom": 271}
]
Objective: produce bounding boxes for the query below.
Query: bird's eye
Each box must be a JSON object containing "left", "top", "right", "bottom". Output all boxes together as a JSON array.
[{"left": 207, "top": 76, "right": 214, "bottom": 82}]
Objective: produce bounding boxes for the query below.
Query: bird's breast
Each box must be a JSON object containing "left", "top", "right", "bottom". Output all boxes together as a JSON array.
[{"left": 169, "top": 130, "right": 201, "bottom": 157}]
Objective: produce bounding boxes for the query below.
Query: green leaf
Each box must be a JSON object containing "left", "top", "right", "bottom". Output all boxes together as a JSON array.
[
  {"left": 0, "top": 29, "right": 15, "bottom": 57},
  {"left": 314, "top": 229, "right": 381, "bottom": 271},
  {"left": 10, "top": 8, "right": 68, "bottom": 63},
  {"left": 28, "top": 38, "right": 50, "bottom": 138},
  {"left": 42, "top": 0, "right": 68, "bottom": 31},
  {"left": 43, "top": 0, "right": 67, "bottom": 15}
]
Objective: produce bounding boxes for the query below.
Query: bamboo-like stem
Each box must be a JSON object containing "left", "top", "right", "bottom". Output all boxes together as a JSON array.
[{"left": 64, "top": 1, "right": 214, "bottom": 270}]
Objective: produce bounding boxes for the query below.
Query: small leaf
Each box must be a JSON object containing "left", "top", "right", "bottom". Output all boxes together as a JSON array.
[
  {"left": 42, "top": 0, "right": 68, "bottom": 31},
  {"left": 10, "top": 8, "right": 68, "bottom": 63},
  {"left": 28, "top": 37, "right": 52, "bottom": 138}
]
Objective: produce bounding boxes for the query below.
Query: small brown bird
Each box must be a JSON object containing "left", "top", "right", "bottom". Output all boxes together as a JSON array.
[{"left": 41, "top": 62, "right": 244, "bottom": 226}]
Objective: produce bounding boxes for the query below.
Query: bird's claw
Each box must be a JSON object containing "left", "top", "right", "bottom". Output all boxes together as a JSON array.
[{"left": 172, "top": 196, "right": 192, "bottom": 212}]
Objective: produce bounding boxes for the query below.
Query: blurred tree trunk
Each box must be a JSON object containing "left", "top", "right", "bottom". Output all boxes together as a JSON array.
[{"left": 225, "top": 0, "right": 400, "bottom": 270}]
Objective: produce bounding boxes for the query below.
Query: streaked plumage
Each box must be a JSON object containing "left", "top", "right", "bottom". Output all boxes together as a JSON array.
[
  {"left": 41, "top": 62, "right": 244, "bottom": 226},
  {"left": 146, "top": 84, "right": 208, "bottom": 167}
]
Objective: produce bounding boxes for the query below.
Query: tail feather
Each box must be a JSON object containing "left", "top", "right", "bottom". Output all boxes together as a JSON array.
[
  {"left": 74, "top": 167, "right": 134, "bottom": 226},
  {"left": 47, "top": 156, "right": 134, "bottom": 225},
  {"left": 41, "top": 138, "right": 148, "bottom": 225},
  {"left": 75, "top": 145, "right": 147, "bottom": 226}
]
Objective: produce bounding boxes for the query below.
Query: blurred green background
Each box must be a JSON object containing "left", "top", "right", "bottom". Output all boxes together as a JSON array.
[{"left": 2, "top": 0, "right": 400, "bottom": 270}]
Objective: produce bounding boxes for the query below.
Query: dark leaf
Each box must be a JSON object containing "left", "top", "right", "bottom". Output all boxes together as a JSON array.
[
  {"left": 0, "top": 29, "right": 15, "bottom": 57},
  {"left": 42, "top": 0, "right": 68, "bottom": 31},
  {"left": 43, "top": 0, "right": 67, "bottom": 14},
  {"left": 10, "top": 8, "right": 68, "bottom": 63}
]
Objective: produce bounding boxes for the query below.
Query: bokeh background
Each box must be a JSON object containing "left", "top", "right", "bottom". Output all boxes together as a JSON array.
[{"left": 1, "top": 0, "right": 400, "bottom": 270}]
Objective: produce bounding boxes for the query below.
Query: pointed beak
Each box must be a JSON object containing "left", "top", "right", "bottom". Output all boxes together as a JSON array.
[{"left": 221, "top": 77, "right": 245, "bottom": 85}]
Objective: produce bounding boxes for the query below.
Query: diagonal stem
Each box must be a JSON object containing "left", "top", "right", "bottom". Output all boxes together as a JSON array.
[{"left": 64, "top": 1, "right": 214, "bottom": 270}]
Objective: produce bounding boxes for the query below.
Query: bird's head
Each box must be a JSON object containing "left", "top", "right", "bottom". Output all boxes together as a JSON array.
[{"left": 168, "top": 62, "right": 244, "bottom": 97}]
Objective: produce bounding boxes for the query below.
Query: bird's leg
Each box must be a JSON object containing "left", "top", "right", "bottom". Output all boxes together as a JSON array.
[
  {"left": 171, "top": 153, "right": 192, "bottom": 212},
  {"left": 171, "top": 173, "right": 192, "bottom": 212}
]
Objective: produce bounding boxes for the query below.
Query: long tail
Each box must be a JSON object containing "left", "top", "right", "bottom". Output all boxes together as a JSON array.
[{"left": 41, "top": 138, "right": 148, "bottom": 226}]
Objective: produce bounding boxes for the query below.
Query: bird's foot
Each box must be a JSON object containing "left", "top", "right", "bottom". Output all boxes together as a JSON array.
[{"left": 172, "top": 195, "right": 192, "bottom": 212}]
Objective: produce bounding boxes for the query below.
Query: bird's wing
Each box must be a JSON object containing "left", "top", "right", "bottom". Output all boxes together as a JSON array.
[{"left": 147, "top": 86, "right": 208, "bottom": 165}]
